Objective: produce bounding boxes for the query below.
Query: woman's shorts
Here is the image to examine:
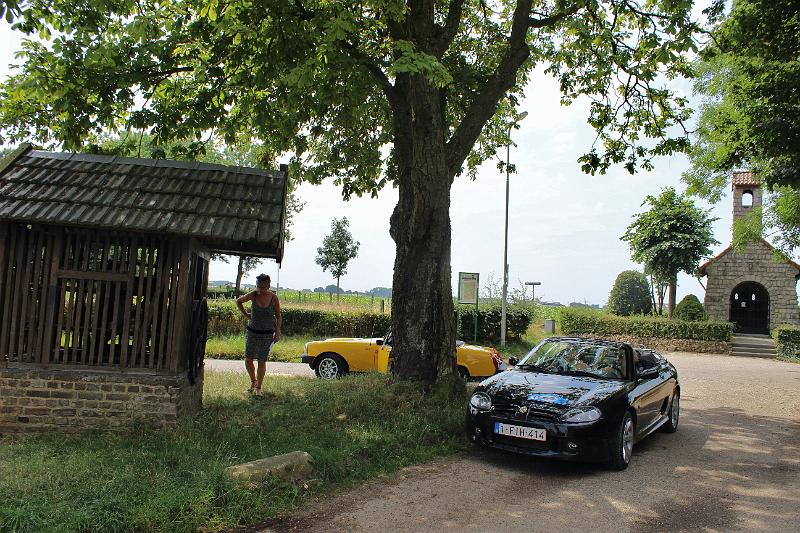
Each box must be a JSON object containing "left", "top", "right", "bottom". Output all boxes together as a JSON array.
[{"left": 244, "top": 329, "right": 274, "bottom": 362}]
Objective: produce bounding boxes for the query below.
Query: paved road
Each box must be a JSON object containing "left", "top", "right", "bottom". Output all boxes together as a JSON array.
[
  {"left": 255, "top": 353, "right": 800, "bottom": 533},
  {"left": 206, "top": 358, "right": 314, "bottom": 377}
]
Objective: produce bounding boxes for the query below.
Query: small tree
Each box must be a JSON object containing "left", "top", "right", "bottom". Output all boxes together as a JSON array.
[
  {"left": 622, "top": 188, "right": 719, "bottom": 318},
  {"left": 316, "top": 217, "right": 360, "bottom": 301},
  {"left": 607, "top": 271, "right": 652, "bottom": 316},
  {"left": 674, "top": 294, "right": 707, "bottom": 321}
]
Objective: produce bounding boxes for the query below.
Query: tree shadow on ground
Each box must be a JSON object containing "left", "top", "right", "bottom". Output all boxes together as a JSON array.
[{"left": 465, "top": 405, "right": 799, "bottom": 532}]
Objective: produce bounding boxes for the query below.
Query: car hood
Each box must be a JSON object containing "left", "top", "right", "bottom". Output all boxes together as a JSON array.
[{"left": 479, "top": 369, "right": 626, "bottom": 409}]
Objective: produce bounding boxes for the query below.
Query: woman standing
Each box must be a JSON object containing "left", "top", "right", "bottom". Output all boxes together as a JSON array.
[{"left": 236, "top": 273, "right": 282, "bottom": 397}]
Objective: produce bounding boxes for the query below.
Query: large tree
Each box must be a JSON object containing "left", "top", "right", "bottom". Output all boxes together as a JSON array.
[
  {"left": 622, "top": 187, "right": 718, "bottom": 317},
  {"left": 0, "top": 0, "right": 701, "bottom": 384},
  {"left": 684, "top": 0, "right": 800, "bottom": 253}
]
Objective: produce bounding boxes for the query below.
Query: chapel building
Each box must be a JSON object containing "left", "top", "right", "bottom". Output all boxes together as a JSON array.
[{"left": 699, "top": 172, "right": 800, "bottom": 334}]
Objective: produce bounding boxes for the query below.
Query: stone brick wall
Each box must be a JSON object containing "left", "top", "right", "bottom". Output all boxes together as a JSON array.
[
  {"left": 0, "top": 366, "right": 203, "bottom": 433},
  {"left": 704, "top": 240, "right": 800, "bottom": 328},
  {"left": 575, "top": 334, "right": 729, "bottom": 354}
]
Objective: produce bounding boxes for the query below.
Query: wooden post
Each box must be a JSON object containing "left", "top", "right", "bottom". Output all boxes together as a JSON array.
[{"left": 381, "top": 300, "right": 385, "bottom": 314}]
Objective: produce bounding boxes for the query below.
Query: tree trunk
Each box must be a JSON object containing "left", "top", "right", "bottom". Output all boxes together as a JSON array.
[
  {"left": 336, "top": 276, "right": 340, "bottom": 303},
  {"left": 649, "top": 274, "right": 657, "bottom": 314},
  {"left": 389, "top": 75, "right": 456, "bottom": 385},
  {"left": 667, "top": 277, "right": 677, "bottom": 318},
  {"left": 235, "top": 255, "right": 244, "bottom": 295}
]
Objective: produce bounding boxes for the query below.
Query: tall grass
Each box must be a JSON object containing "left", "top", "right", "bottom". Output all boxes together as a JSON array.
[{"left": 0, "top": 372, "right": 466, "bottom": 533}]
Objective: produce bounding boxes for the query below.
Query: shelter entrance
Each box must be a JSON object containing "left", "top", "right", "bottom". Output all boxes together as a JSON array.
[{"left": 729, "top": 282, "right": 769, "bottom": 334}]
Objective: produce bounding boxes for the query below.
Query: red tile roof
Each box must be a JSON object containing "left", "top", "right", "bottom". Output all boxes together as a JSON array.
[{"left": 732, "top": 171, "right": 760, "bottom": 186}]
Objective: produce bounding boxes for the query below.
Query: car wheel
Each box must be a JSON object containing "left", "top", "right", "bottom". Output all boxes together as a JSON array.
[
  {"left": 315, "top": 353, "right": 347, "bottom": 380},
  {"left": 662, "top": 391, "right": 680, "bottom": 433},
  {"left": 607, "top": 411, "right": 634, "bottom": 471}
]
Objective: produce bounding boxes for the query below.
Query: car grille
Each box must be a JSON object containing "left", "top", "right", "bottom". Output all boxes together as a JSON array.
[{"left": 491, "top": 400, "right": 561, "bottom": 421}]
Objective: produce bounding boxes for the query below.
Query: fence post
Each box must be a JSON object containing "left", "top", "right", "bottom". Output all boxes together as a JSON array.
[
  {"left": 329, "top": 292, "right": 333, "bottom": 303},
  {"left": 380, "top": 299, "right": 385, "bottom": 314}
]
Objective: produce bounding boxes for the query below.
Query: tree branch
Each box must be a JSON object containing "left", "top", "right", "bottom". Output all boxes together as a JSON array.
[
  {"left": 433, "top": 0, "right": 467, "bottom": 57},
  {"left": 446, "top": 1, "right": 580, "bottom": 177},
  {"left": 338, "top": 39, "right": 403, "bottom": 115}
]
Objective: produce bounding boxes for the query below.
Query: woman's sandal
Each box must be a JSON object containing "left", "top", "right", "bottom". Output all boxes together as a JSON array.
[
  {"left": 248, "top": 380, "right": 257, "bottom": 394},
  {"left": 254, "top": 386, "right": 263, "bottom": 398}
]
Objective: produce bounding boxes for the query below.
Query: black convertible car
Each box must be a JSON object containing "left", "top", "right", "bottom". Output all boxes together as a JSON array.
[{"left": 466, "top": 337, "right": 679, "bottom": 470}]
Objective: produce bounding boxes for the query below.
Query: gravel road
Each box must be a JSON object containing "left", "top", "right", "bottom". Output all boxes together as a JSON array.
[{"left": 252, "top": 353, "right": 800, "bottom": 533}]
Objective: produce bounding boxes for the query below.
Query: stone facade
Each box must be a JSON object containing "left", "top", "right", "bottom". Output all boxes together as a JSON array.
[
  {"left": 702, "top": 241, "right": 800, "bottom": 329},
  {"left": 0, "top": 366, "right": 203, "bottom": 433}
]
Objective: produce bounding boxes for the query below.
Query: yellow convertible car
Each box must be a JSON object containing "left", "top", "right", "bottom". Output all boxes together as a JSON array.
[{"left": 301, "top": 331, "right": 506, "bottom": 380}]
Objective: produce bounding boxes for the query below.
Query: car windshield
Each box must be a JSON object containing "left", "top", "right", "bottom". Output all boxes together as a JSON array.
[{"left": 517, "top": 340, "right": 626, "bottom": 379}]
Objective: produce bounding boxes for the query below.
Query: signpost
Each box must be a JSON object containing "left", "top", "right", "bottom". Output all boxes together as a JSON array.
[{"left": 457, "top": 272, "right": 480, "bottom": 343}]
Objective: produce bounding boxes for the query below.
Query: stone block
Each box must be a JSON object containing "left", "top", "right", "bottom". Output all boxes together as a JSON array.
[{"left": 225, "top": 451, "right": 315, "bottom": 485}]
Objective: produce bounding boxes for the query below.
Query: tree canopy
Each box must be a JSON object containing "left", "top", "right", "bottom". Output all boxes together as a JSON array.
[
  {"left": 622, "top": 187, "right": 718, "bottom": 316},
  {"left": 0, "top": 0, "right": 704, "bottom": 383},
  {"left": 685, "top": 0, "right": 800, "bottom": 254},
  {"left": 607, "top": 270, "right": 652, "bottom": 316}
]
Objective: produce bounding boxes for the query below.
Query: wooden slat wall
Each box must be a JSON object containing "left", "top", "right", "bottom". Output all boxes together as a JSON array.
[{"left": 0, "top": 223, "right": 194, "bottom": 372}]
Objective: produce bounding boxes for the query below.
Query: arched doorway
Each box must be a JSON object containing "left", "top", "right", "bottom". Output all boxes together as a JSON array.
[{"left": 730, "top": 282, "right": 770, "bottom": 334}]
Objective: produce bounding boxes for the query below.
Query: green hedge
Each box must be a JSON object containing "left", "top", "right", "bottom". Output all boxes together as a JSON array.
[
  {"left": 559, "top": 308, "right": 732, "bottom": 341},
  {"left": 208, "top": 301, "right": 392, "bottom": 338},
  {"left": 456, "top": 305, "right": 532, "bottom": 342},
  {"left": 208, "top": 300, "right": 533, "bottom": 342},
  {"left": 773, "top": 325, "right": 800, "bottom": 361}
]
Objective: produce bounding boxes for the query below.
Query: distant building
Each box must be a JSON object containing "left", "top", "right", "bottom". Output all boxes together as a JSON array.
[{"left": 699, "top": 172, "right": 800, "bottom": 333}]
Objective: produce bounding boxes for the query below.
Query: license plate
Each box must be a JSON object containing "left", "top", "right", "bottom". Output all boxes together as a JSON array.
[{"left": 494, "top": 422, "right": 546, "bottom": 441}]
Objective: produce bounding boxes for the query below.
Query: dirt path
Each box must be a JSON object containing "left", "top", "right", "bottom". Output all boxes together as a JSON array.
[{"left": 254, "top": 353, "right": 800, "bottom": 532}]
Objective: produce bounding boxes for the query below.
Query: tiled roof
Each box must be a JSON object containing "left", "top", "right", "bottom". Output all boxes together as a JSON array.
[
  {"left": 0, "top": 144, "right": 288, "bottom": 260},
  {"left": 732, "top": 171, "right": 760, "bottom": 186}
]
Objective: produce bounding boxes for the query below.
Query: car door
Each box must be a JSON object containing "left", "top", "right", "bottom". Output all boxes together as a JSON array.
[
  {"left": 345, "top": 340, "right": 382, "bottom": 372},
  {"left": 630, "top": 349, "right": 666, "bottom": 435}
]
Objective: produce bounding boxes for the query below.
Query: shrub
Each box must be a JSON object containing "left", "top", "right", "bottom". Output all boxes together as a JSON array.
[
  {"left": 673, "top": 294, "right": 707, "bottom": 321},
  {"left": 607, "top": 271, "right": 652, "bottom": 316},
  {"left": 773, "top": 325, "right": 800, "bottom": 361},
  {"left": 559, "top": 308, "right": 732, "bottom": 341}
]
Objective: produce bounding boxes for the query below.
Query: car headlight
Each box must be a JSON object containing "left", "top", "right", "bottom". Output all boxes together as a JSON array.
[
  {"left": 303, "top": 342, "right": 310, "bottom": 355},
  {"left": 469, "top": 392, "right": 492, "bottom": 411},
  {"left": 562, "top": 406, "right": 601, "bottom": 423}
]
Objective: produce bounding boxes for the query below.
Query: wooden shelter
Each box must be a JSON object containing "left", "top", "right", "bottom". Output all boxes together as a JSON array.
[{"left": 0, "top": 144, "right": 288, "bottom": 431}]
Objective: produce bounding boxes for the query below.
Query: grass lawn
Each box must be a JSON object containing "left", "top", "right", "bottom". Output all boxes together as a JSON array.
[
  {"left": 0, "top": 372, "right": 466, "bottom": 533},
  {"left": 205, "top": 335, "right": 312, "bottom": 362}
]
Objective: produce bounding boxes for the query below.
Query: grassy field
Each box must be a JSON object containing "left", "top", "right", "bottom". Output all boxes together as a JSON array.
[
  {"left": 0, "top": 372, "right": 466, "bottom": 533},
  {"left": 208, "top": 290, "right": 392, "bottom": 314}
]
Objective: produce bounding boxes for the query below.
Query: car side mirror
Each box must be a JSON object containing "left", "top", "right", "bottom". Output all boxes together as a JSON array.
[
  {"left": 508, "top": 356, "right": 519, "bottom": 366},
  {"left": 376, "top": 339, "right": 384, "bottom": 346},
  {"left": 638, "top": 366, "right": 658, "bottom": 379}
]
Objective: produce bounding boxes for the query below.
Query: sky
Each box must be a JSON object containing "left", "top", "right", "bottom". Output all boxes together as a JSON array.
[{"left": 0, "top": 8, "right": 746, "bottom": 307}]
